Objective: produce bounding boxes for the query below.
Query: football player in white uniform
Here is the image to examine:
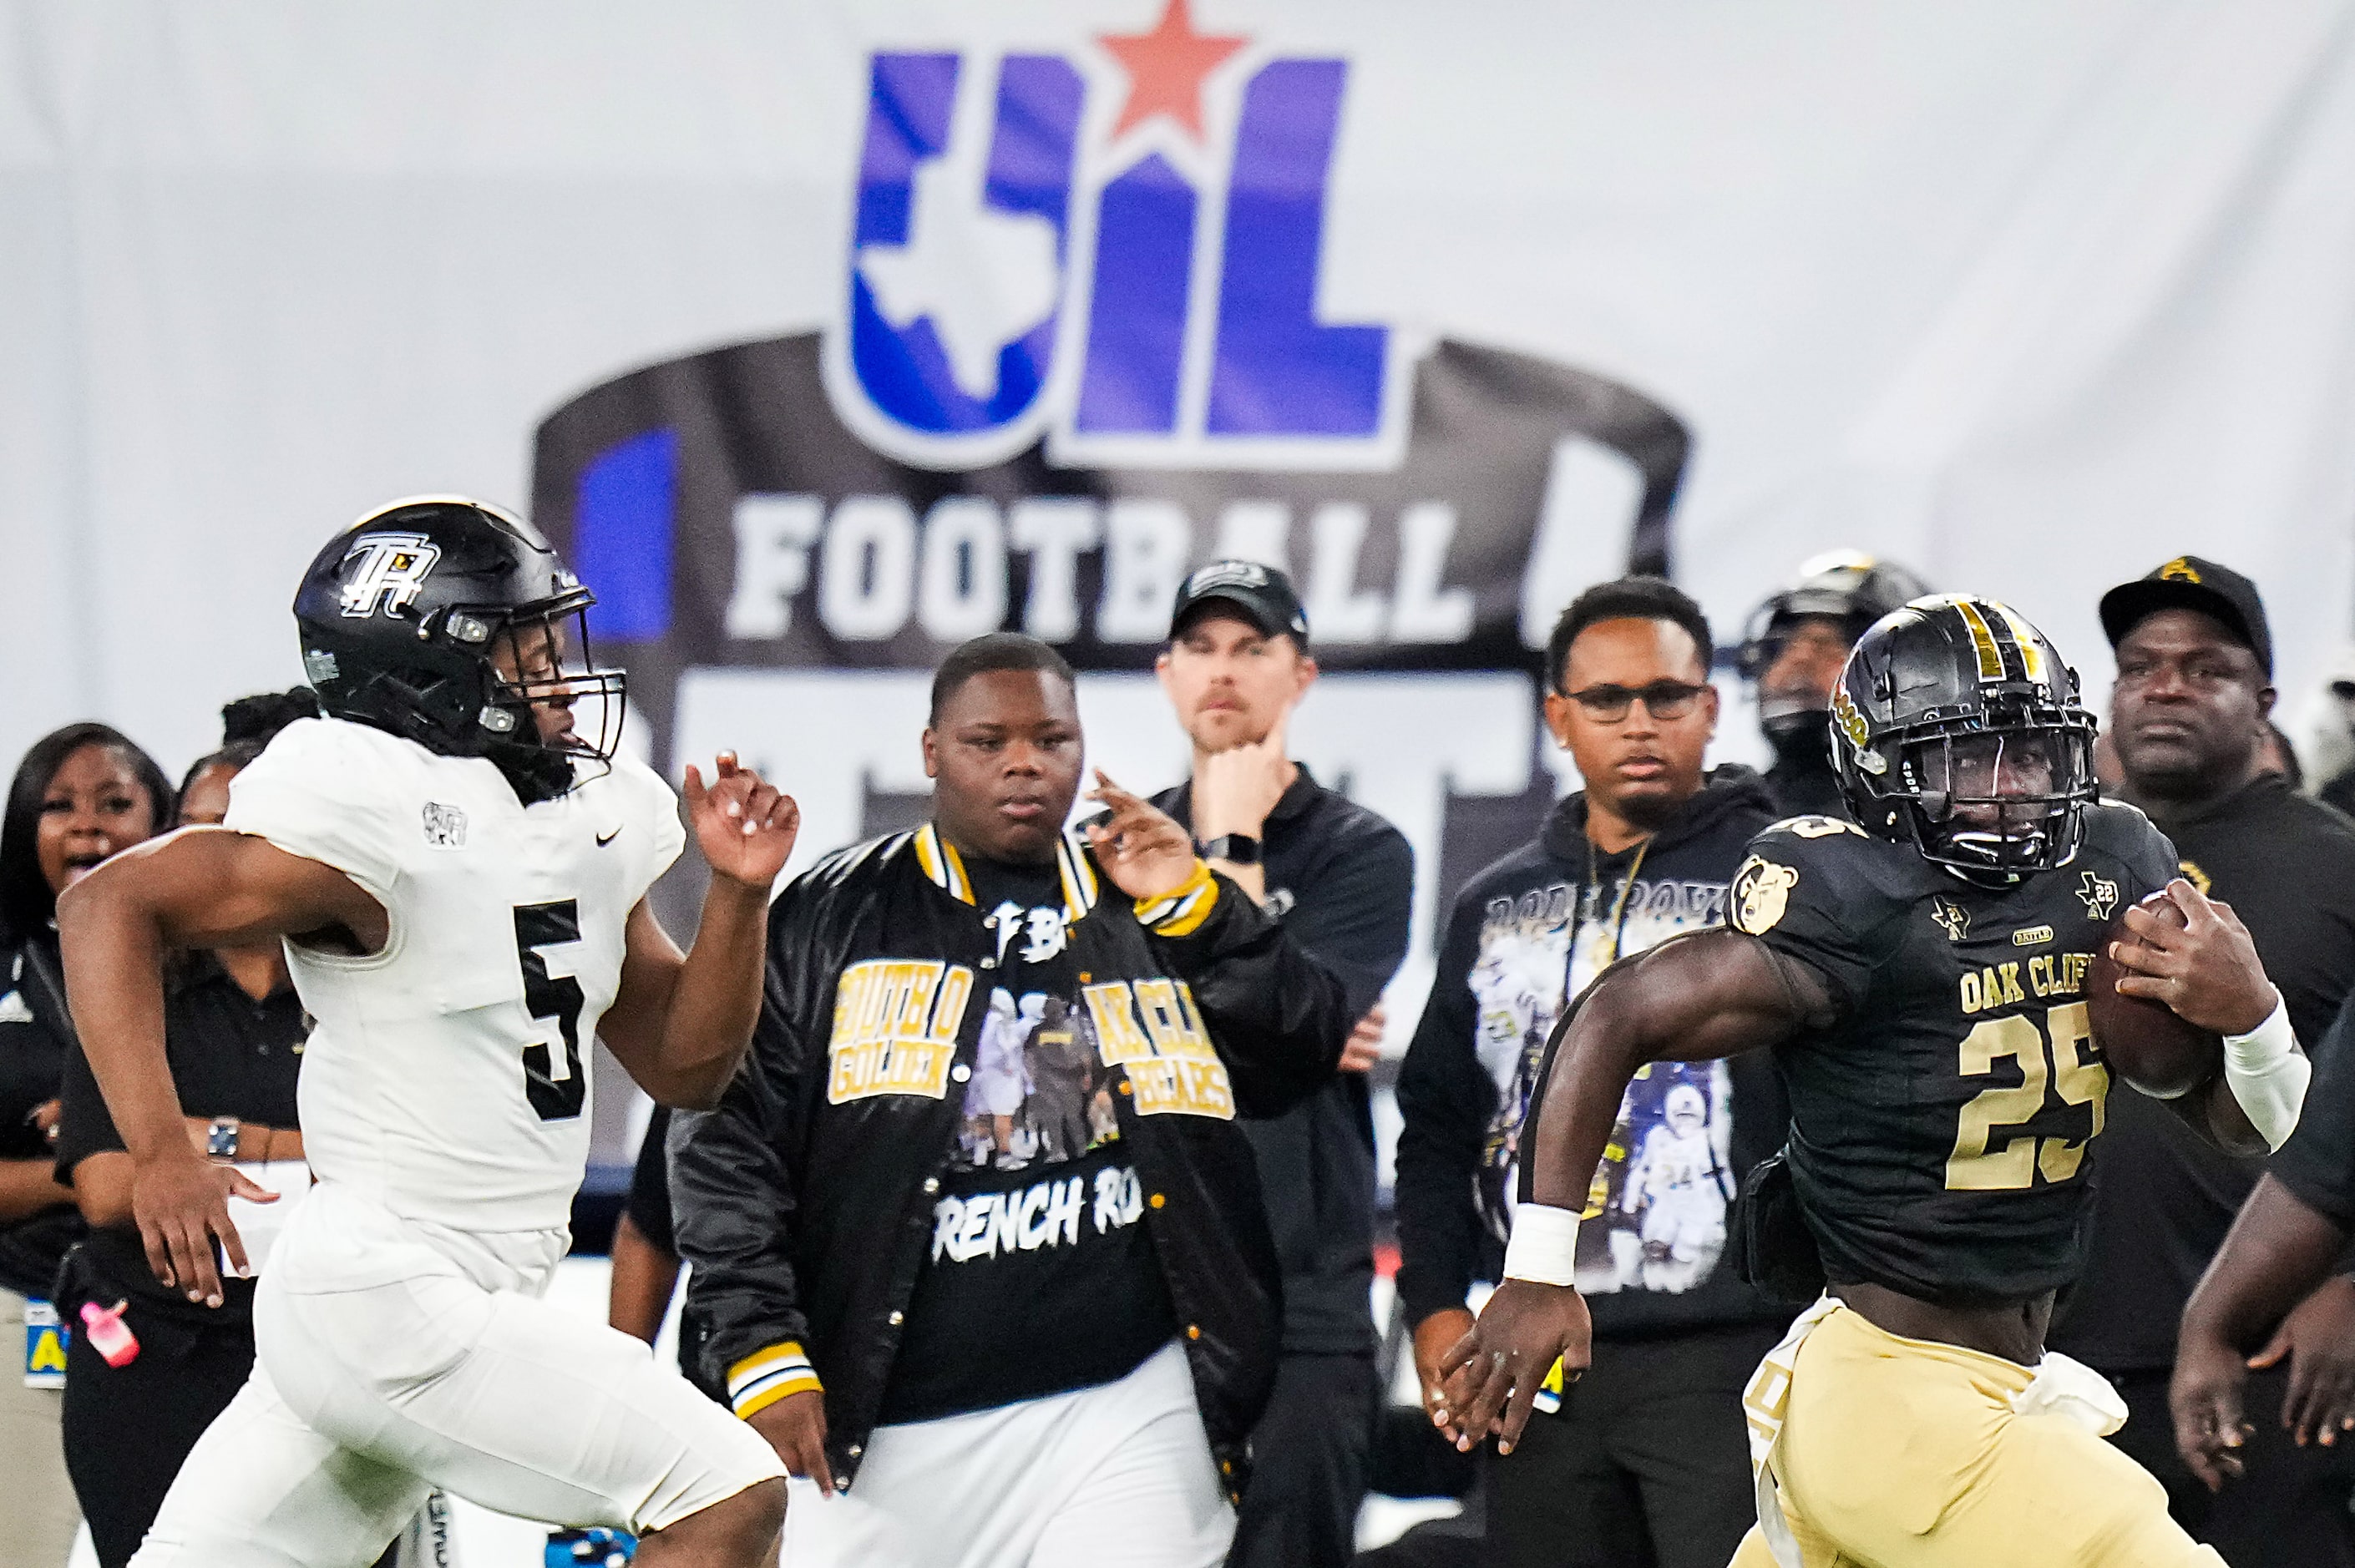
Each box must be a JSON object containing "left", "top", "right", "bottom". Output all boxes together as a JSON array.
[{"left": 58, "top": 499, "right": 797, "bottom": 1566}]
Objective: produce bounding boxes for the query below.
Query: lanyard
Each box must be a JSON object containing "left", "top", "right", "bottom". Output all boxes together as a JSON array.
[{"left": 1567, "top": 833, "right": 1653, "bottom": 1005}]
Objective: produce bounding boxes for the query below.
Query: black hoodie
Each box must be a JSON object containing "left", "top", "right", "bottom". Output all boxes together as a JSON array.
[{"left": 1394, "top": 766, "right": 1791, "bottom": 1339}]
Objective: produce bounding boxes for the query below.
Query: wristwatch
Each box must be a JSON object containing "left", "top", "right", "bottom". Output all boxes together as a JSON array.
[
  {"left": 205, "top": 1116, "right": 241, "bottom": 1161},
  {"left": 1198, "top": 834, "right": 1264, "bottom": 866}
]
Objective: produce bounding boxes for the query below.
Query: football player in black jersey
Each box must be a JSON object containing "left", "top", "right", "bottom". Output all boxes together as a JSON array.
[{"left": 1438, "top": 595, "right": 2295, "bottom": 1567}]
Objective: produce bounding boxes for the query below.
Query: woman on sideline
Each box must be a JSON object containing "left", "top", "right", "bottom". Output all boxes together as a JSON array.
[
  {"left": 52, "top": 695, "right": 316, "bottom": 1568},
  {"left": 0, "top": 722, "right": 171, "bottom": 1568}
]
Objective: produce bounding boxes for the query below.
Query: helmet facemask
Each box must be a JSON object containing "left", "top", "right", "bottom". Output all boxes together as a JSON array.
[
  {"left": 1887, "top": 720, "right": 2095, "bottom": 883},
  {"left": 472, "top": 601, "right": 628, "bottom": 803}
]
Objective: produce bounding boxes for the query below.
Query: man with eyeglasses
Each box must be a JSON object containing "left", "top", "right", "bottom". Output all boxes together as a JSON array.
[
  {"left": 1395, "top": 576, "right": 1789, "bottom": 1568},
  {"left": 2052, "top": 557, "right": 2355, "bottom": 1565}
]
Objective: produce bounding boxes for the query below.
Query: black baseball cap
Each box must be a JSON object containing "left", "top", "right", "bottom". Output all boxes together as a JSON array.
[
  {"left": 2099, "top": 556, "right": 2272, "bottom": 679},
  {"left": 1168, "top": 559, "right": 1309, "bottom": 645}
]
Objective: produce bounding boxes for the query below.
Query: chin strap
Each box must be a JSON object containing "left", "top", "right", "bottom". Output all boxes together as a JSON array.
[
  {"left": 489, "top": 743, "right": 577, "bottom": 805},
  {"left": 2223, "top": 994, "right": 2308, "bottom": 1151}
]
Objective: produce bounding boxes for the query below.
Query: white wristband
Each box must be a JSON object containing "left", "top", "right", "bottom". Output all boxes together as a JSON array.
[
  {"left": 1503, "top": 1203, "right": 1583, "bottom": 1287},
  {"left": 2222, "top": 993, "right": 2308, "bottom": 1151}
]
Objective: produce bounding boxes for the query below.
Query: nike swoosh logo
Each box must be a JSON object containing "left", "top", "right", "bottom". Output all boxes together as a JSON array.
[{"left": 595, "top": 827, "right": 622, "bottom": 847}]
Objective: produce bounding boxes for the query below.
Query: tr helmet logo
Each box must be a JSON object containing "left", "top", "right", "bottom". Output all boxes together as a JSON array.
[
  {"left": 823, "top": 3, "right": 1410, "bottom": 473},
  {"left": 338, "top": 532, "right": 442, "bottom": 619}
]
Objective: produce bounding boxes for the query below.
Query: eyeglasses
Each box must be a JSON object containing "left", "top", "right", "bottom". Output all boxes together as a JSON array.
[{"left": 1557, "top": 680, "right": 1709, "bottom": 722}]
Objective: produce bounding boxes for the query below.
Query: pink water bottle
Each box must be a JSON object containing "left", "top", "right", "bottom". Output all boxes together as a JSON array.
[{"left": 78, "top": 1300, "right": 139, "bottom": 1368}]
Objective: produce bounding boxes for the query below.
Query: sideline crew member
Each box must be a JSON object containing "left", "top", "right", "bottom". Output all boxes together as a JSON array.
[
  {"left": 1395, "top": 577, "right": 1787, "bottom": 1568},
  {"left": 2054, "top": 557, "right": 2355, "bottom": 1563},
  {"left": 1151, "top": 562, "right": 1415, "bottom": 1568},
  {"left": 674, "top": 633, "right": 1352, "bottom": 1568},
  {"left": 1735, "top": 552, "right": 1929, "bottom": 819},
  {"left": 0, "top": 722, "right": 171, "bottom": 1568}
]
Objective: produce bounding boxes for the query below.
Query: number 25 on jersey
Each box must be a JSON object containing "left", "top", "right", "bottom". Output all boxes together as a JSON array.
[{"left": 1947, "top": 1001, "right": 2104, "bottom": 1191}]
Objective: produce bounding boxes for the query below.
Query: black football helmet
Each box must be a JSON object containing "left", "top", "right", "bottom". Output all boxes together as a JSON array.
[
  {"left": 1831, "top": 594, "right": 2097, "bottom": 885},
  {"left": 1737, "top": 551, "right": 1932, "bottom": 731},
  {"left": 291, "top": 497, "right": 625, "bottom": 803}
]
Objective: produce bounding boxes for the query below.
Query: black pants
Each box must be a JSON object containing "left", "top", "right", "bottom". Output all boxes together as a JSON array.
[
  {"left": 1228, "top": 1350, "right": 1380, "bottom": 1568},
  {"left": 60, "top": 1303, "right": 256, "bottom": 1568},
  {"left": 1492, "top": 1320, "right": 1783, "bottom": 1568},
  {"left": 2108, "top": 1364, "right": 2355, "bottom": 1568}
]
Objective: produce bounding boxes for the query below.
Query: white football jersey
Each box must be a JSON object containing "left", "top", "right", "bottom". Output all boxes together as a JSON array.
[{"left": 225, "top": 717, "right": 685, "bottom": 1232}]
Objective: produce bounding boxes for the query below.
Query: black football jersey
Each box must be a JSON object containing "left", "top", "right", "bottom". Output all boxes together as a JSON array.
[{"left": 1729, "top": 804, "right": 2179, "bottom": 1304}]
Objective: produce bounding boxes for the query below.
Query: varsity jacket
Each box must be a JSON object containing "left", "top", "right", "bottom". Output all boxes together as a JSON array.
[{"left": 672, "top": 823, "right": 1351, "bottom": 1491}]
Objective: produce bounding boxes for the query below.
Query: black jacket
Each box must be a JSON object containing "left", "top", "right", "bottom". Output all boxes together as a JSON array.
[
  {"left": 1154, "top": 770, "right": 1414, "bottom": 1357},
  {"left": 1393, "top": 767, "right": 1790, "bottom": 1338},
  {"left": 673, "top": 824, "right": 1351, "bottom": 1490}
]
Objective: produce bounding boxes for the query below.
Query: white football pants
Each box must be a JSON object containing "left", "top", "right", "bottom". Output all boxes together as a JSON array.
[
  {"left": 783, "top": 1339, "right": 1234, "bottom": 1568},
  {"left": 129, "top": 1182, "right": 782, "bottom": 1567}
]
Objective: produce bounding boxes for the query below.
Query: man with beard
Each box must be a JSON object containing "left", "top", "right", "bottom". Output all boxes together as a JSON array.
[
  {"left": 672, "top": 632, "right": 1352, "bottom": 1568},
  {"left": 1737, "top": 552, "right": 1930, "bottom": 817},
  {"left": 1395, "top": 575, "right": 1788, "bottom": 1568},
  {"left": 2053, "top": 557, "right": 2355, "bottom": 1563},
  {"left": 1148, "top": 561, "right": 1414, "bottom": 1568}
]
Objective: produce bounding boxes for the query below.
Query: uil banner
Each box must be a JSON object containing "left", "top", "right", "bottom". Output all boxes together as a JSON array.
[{"left": 530, "top": 25, "right": 1697, "bottom": 1035}]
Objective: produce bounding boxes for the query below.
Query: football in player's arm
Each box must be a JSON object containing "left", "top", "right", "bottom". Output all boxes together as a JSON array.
[{"left": 57, "top": 751, "right": 797, "bottom": 1310}]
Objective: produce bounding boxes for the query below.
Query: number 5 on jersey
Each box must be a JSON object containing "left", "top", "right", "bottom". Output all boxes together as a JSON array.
[
  {"left": 514, "top": 899, "right": 587, "bottom": 1121},
  {"left": 1947, "top": 1001, "right": 2105, "bottom": 1191}
]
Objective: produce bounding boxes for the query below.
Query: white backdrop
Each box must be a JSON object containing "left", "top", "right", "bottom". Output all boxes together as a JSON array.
[
  {"left": 4, "top": 2, "right": 2353, "bottom": 779},
  {"left": 5, "top": 1, "right": 2355, "bottom": 894}
]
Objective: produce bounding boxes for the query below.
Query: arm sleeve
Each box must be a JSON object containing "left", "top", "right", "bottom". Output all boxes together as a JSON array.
[
  {"left": 1137, "top": 862, "right": 1352, "bottom": 1119},
  {"left": 1391, "top": 897, "right": 1497, "bottom": 1328},
  {"left": 2271, "top": 989, "right": 2355, "bottom": 1227},
  {"left": 1276, "top": 822, "right": 1415, "bottom": 1022},
  {"left": 1725, "top": 819, "right": 1897, "bottom": 1023},
  {"left": 220, "top": 721, "right": 403, "bottom": 901},
  {"left": 673, "top": 892, "right": 821, "bottom": 1417}
]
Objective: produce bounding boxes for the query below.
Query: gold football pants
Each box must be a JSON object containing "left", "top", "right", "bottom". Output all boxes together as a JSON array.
[{"left": 1729, "top": 1304, "right": 2220, "bottom": 1568}]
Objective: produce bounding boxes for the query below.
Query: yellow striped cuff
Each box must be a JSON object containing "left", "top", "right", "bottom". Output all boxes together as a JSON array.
[
  {"left": 727, "top": 1341, "right": 822, "bottom": 1419},
  {"left": 1136, "top": 858, "right": 1219, "bottom": 938}
]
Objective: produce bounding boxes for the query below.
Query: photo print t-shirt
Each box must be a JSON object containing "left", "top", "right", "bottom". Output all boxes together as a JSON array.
[{"left": 879, "top": 856, "right": 1178, "bottom": 1424}]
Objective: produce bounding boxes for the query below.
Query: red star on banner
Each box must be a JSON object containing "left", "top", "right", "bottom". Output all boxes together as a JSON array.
[{"left": 1096, "top": 0, "right": 1248, "bottom": 143}]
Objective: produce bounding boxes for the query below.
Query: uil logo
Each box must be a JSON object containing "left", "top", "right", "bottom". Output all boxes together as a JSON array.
[
  {"left": 1931, "top": 896, "right": 1971, "bottom": 943},
  {"left": 2076, "top": 871, "right": 2121, "bottom": 922},
  {"left": 339, "top": 532, "right": 442, "bottom": 620},
  {"left": 1730, "top": 856, "right": 1800, "bottom": 936},
  {"left": 825, "top": 2, "right": 1410, "bottom": 473}
]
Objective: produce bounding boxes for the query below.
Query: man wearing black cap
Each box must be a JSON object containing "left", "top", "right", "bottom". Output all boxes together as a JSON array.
[
  {"left": 1735, "top": 550, "right": 1931, "bottom": 817},
  {"left": 1150, "top": 560, "right": 1415, "bottom": 1568},
  {"left": 2052, "top": 554, "right": 2355, "bottom": 1564}
]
